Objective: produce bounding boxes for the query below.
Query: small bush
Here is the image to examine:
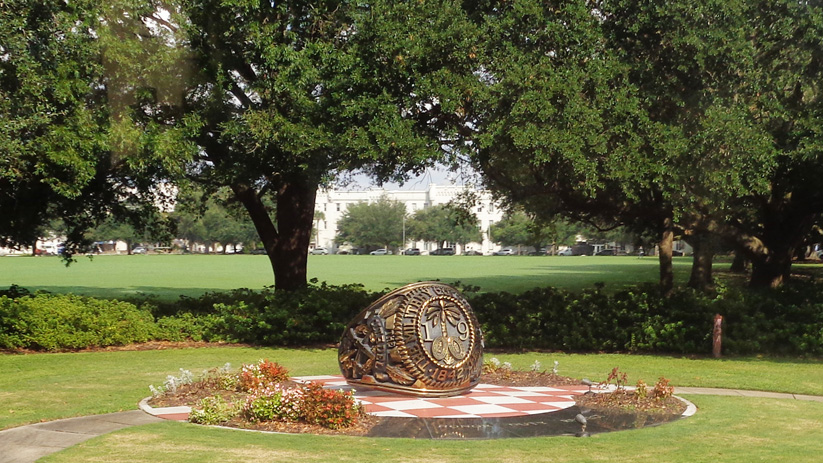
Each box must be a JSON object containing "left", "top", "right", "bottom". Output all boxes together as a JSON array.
[
  {"left": 299, "top": 382, "right": 363, "bottom": 429},
  {"left": 188, "top": 395, "right": 239, "bottom": 425},
  {"left": 0, "top": 285, "right": 31, "bottom": 299},
  {"left": 652, "top": 377, "right": 675, "bottom": 400},
  {"left": 238, "top": 359, "right": 290, "bottom": 391},
  {"left": 243, "top": 386, "right": 302, "bottom": 423}
]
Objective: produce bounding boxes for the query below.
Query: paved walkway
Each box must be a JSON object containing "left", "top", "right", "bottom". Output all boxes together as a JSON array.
[
  {"left": 0, "top": 411, "right": 162, "bottom": 463},
  {"left": 1, "top": 388, "right": 821, "bottom": 463}
]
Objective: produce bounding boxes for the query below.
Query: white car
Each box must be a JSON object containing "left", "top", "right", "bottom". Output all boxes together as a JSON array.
[
  {"left": 369, "top": 248, "right": 391, "bottom": 255},
  {"left": 557, "top": 248, "right": 573, "bottom": 256},
  {"left": 310, "top": 247, "right": 329, "bottom": 255}
]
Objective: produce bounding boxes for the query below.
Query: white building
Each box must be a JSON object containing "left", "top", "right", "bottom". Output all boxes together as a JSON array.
[{"left": 314, "top": 184, "right": 504, "bottom": 255}]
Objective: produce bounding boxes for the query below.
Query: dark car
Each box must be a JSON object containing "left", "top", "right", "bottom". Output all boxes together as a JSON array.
[
  {"left": 595, "top": 249, "right": 615, "bottom": 256},
  {"left": 464, "top": 249, "right": 483, "bottom": 256},
  {"left": 430, "top": 247, "right": 455, "bottom": 255},
  {"left": 672, "top": 249, "right": 684, "bottom": 256},
  {"left": 403, "top": 248, "right": 421, "bottom": 255}
]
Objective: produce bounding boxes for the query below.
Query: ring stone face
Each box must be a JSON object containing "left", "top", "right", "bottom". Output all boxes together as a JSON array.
[{"left": 338, "top": 282, "right": 484, "bottom": 397}]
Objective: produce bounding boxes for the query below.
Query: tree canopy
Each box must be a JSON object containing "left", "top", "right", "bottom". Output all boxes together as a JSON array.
[
  {"left": 0, "top": 1, "right": 175, "bottom": 257},
  {"left": 467, "top": 0, "right": 823, "bottom": 290},
  {"left": 405, "top": 204, "right": 481, "bottom": 249},
  {"left": 5, "top": 0, "right": 823, "bottom": 293},
  {"left": 101, "top": 0, "right": 480, "bottom": 290},
  {"left": 336, "top": 198, "right": 406, "bottom": 251}
]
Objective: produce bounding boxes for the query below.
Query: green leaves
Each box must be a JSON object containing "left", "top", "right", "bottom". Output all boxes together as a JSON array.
[
  {"left": 406, "top": 204, "right": 481, "bottom": 246},
  {"left": 336, "top": 197, "right": 406, "bottom": 250}
]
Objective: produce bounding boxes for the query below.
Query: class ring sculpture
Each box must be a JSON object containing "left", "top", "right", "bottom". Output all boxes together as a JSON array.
[{"left": 338, "top": 282, "right": 484, "bottom": 397}]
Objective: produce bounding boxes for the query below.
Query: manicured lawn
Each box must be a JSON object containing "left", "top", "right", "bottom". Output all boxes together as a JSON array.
[
  {"left": 42, "top": 397, "right": 823, "bottom": 463},
  {"left": 3, "top": 347, "right": 823, "bottom": 432},
  {"left": 0, "top": 254, "right": 696, "bottom": 299},
  {"left": 0, "top": 347, "right": 817, "bottom": 463}
]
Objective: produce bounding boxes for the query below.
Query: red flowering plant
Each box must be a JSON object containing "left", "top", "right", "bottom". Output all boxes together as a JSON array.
[
  {"left": 238, "top": 359, "right": 290, "bottom": 392},
  {"left": 299, "top": 382, "right": 364, "bottom": 429}
]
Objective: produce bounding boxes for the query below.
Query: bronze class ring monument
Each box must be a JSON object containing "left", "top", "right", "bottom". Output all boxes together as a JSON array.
[{"left": 338, "top": 281, "right": 484, "bottom": 397}]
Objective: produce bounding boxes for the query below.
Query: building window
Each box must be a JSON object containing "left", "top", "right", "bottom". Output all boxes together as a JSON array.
[
  {"left": 412, "top": 203, "right": 418, "bottom": 211},
  {"left": 336, "top": 203, "right": 341, "bottom": 212}
]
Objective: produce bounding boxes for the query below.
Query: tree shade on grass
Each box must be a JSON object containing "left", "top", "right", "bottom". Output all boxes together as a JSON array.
[{"left": 0, "top": 254, "right": 698, "bottom": 300}]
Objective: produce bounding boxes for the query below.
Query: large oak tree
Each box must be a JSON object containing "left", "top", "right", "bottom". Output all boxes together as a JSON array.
[{"left": 103, "top": 0, "right": 480, "bottom": 290}]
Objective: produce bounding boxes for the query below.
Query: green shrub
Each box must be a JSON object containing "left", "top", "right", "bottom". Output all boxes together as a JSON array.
[
  {"left": 243, "top": 387, "right": 302, "bottom": 423},
  {"left": 4, "top": 279, "right": 823, "bottom": 356},
  {"left": 188, "top": 395, "right": 239, "bottom": 425},
  {"left": 470, "top": 281, "right": 823, "bottom": 356},
  {"left": 0, "top": 294, "right": 155, "bottom": 350},
  {"left": 0, "top": 285, "right": 32, "bottom": 299},
  {"left": 198, "top": 281, "right": 380, "bottom": 346}
]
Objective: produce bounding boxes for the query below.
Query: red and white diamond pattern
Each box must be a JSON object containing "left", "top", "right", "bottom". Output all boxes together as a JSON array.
[{"left": 294, "top": 375, "right": 589, "bottom": 419}]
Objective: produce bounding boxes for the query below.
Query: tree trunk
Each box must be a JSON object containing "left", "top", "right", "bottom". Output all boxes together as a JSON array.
[
  {"left": 658, "top": 216, "right": 674, "bottom": 295},
  {"left": 746, "top": 206, "right": 814, "bottom": 288},
  {"left": 233, "top": 178, "right": 317, "bottom": 292},
  {"left": 730, "top": 252, "right": 747, "bottom": 272},
  {"left": 687, "top": 231, "right": 716, "bottom": 292},
  {"left": 749, "top": 250, "right": 793, "bottom": 288}
]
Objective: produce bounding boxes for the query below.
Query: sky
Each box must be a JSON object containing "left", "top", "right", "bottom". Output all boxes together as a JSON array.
[{"left": 344, "top": 166, "right": 479, "bottom": 192}]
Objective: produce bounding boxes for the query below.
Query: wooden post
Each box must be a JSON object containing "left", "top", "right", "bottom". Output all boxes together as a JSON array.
[{"left": 712, "top": 314, "right": 723, "bottom": 358}]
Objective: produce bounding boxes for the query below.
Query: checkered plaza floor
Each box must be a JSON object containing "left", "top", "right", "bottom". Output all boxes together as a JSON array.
[{"left": 293, "top": 375, "right": 590, "bottom": 419}]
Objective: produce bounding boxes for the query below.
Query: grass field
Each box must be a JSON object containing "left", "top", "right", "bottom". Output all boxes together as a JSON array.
[
  {"left": 4, "top": 255, "right": 823, "bottom": 461},
  {"left": 0, "top": 254, "right": 698, "bottom": 299},
  {"left": 0, "top": 347, "right": 820, "bottom": 462}
]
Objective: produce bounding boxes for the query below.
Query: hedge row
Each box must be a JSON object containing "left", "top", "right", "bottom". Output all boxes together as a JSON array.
[{"left": 1, "top": 281, "right": 822, "bottom": 355}]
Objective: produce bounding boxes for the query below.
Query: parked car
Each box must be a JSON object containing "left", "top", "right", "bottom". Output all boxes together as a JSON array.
[
  {"left": 370, "top": 248, "right": 391, "bottom": 255},
  {"left": 493, "top": 248, "right": 516, "bottom": 256},
  {"left": 403, "top": 248, "right": 421, "bottom": 255},
  {"left": 132, "top": 246, "right": 147, "bottom": 254},
  {"left": 464, "top": 249, "right": 483, "bottom": 256},
  {"left": 672, "top": 250, "right": 684, "bottom": 256},
  {"left": 557, "top": 248, "right": 573, "bottom": 256},
  {"left": 595, "top": 249, "right": 615, "bottom": 256},
  {"left": 310, "top": 247, "right": 329, "bottom": 255},
  {"left": 430, "top": 247, "right": 455, "bottom": 255}
]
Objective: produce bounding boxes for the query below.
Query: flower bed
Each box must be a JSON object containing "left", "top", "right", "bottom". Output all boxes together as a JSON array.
[{"left": 148, "top": 359, "right": 686, "bottom": 436}]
